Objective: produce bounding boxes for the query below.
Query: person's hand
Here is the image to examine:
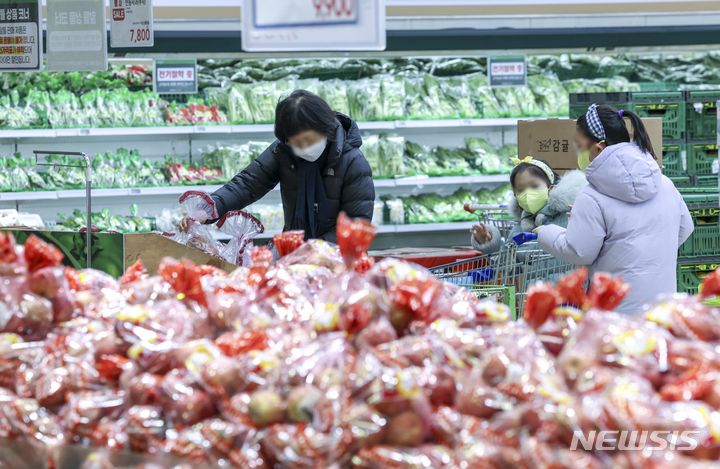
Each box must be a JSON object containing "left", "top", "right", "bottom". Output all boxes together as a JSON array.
[
  {"left": 532, "top": 226, "right": 543, "bottom": 234},
  {"left": 471, "top": 224, "right": 492, "bottom": 244},
  {"left": 178, "top": 216, "right": 194, "bottom": 233}
]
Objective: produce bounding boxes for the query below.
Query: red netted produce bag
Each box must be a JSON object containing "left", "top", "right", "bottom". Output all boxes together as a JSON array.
[
  {"left": 588, "top": 272, "right": 630, "bottom": 311},
  {"left": 336, "top": 212, "right": 377, "bottom": 267},
  {"left": 23, "top": 235, "right": 64, "bottom": 274},
  {"left": 273, "top": 230, "right": 305, "bottom": 257},
  {"left": 217, "top": 210, "right": 265, "bottom": 266}
]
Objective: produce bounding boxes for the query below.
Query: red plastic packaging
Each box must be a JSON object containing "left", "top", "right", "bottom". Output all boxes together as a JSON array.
[
  {"left": 336, "top": 212, "right": 377, "bottom": 266},
  {"left": 273, "top": 230, "right": 305, "bottom": 257},
  {"left": 23, "top": 235, "right": 64, "bottom": 274},
  {"left": 588, "top": 272, "right": 630, "bottom": 311}
]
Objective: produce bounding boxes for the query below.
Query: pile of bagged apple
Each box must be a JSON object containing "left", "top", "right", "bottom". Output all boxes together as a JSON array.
[{"left": 1, "top": 214, "right": 719, "bottom": 468}]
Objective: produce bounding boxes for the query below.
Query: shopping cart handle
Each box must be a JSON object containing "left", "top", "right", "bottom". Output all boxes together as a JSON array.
[{"left": 512, "top": 232, "right": 538, "bottom": 245}]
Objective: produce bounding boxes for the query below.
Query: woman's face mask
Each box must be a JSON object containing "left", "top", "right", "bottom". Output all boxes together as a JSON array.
[
  {"left": 517, "top": 188, "right": 549, "bottom": 214},
  {"left": 290, "top": 137, "right": 327, "bottom": 162},
  {"left": 288, "top": 130, "right": 328, "bottom": 162}
]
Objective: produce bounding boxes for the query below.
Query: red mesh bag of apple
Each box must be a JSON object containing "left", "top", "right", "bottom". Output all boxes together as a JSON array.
[
  {"left": 388, "top": 277, "right": 448, "bottom": 329},
  {"left": 0, "top": 231, "right": 23, "bottom": 277},
  {"left": 336, "top": 212, "right": 376, "bottom": 268},
  {"left": 173, "top": 190, "right": 222, "bottom": 257},
  {"left": 217, "top": 210, "right": 265, "bottom": 266},
  {"left": 588, "top": 272, "right": 630, "bottom": 311},
  {"left": 273, "top": 230, "right": 305, "bottom": 257}
]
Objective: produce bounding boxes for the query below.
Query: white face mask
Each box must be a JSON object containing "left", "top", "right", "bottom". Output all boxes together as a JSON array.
[{"left": 290, "top": 137, "right": 327, "bottom": 162}]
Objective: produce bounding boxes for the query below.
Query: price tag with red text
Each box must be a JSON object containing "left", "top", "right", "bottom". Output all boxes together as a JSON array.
[{"left": 110, "top": 0, "right": 153, "bottom": 48}]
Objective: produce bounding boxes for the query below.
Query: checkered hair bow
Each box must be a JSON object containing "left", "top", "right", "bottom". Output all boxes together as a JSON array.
[{"left": 585, "top": 103, "right": 606, "bottom": 142}]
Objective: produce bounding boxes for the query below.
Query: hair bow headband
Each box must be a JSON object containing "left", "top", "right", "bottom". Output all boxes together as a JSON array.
[
  {"left": 586, "top": 103, "right": 606, "bottom": 142},
  {"left": 511, "top": 155, "right": 555, "bottom": 184}
]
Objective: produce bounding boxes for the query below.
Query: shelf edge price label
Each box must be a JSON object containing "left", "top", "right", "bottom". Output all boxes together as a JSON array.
[
  {"left": 154, "top": 59, "right": 197, "bottom": 95},
  {"left": 110, "top": 0, "right": 153, "bottom": 48},
  {"left": 0, "top": 0, "right": 42, "bottom": 71},
  {"left": 488, "top": 56, "right": 526, "bottom": 87}
]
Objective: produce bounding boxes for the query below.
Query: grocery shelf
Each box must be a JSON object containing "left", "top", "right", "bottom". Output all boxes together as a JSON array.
[
  {"left": 0, "top": 118, "right": 521, "bottom": 140},
  {"left": 0, "top": 176, "right": 507, "bottom": 202}
]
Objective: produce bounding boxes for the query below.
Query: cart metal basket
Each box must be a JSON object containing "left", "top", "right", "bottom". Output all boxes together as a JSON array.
[{"left": 431, "top": 231, "right": 577, "bottom": 318}]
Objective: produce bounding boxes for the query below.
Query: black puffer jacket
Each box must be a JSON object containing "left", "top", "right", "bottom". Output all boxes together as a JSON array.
[{"left": 211, "top": 113, "right": 375, "bottom": 241}]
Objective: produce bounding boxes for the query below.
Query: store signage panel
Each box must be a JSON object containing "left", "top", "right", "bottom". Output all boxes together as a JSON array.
[
  {"left": 110, "top": 0, "right": 154, "bottom": 48},
  {"left": 488, "top": 55, "right": 527, "bottom": 87},
  {"left": 154, "top": 59, "right": 197, "bottom": 94},
  {"left": 242, "top": 0, "right": 386, "bottom": 51},
  {"left": 47, "top": 0, "right": 107, "bottom": 71},
  {"left": 0, "top": 0, "right": 41, "bottom": 71}
]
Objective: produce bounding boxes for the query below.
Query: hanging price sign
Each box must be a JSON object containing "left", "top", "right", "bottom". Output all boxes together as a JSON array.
[
  {"left": 243, "top": 0, "right": 385, "bottom": 52},
  {"left": 110, "top": 0, "right": 153, "bottom": 48},
  {"left": 154, "top": 59, "right": 197, "bottom": 94}
]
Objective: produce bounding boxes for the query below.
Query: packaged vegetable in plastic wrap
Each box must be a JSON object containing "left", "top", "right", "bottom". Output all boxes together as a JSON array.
[
  {"left": 379, "top": 75, "right": 406, "bottom": 119},
  {"left": 347, "top": 78, "right": 383, "bottom": 121},
  {"left": 403, "top": 74, "right": 433, "bottom": 118},
  {"left": 385, "top": 199, "right": 404, "bottom": 225},
  {"left": 362, "top": 134, "right": 382, "bottom": 177},
  {"left": 372, "top": 201, "right": 384, "bottom": 226},
  {"left": 318, "top": 79, "right": 349, "bottom": 115},
  {"left": 227, "top": 85, "right": 253, "bottom": 123},
  {"left": 422, "top": 74, "right": 458, "bottom": 119},
  {"left": 528, "top": 73, "right": 569, "bottom": 117},
  {"left": 440, "top": 76, "right": 481, "bottom": 118},
  {"left": 465, "top": 137, "right": 506, "bottom": 175},
  {"left": 216, "top": 210, "right": 265, "bottom": 266},
  {"left": 466, "top": 73, "right": 504, "bottom": 118},
  {"left": 379, "top": 134, "right": 405, "bottom": 177}
]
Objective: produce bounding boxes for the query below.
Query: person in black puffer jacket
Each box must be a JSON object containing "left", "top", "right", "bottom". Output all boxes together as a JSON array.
[{"left": 210, "top": 90, "right": 375, "bottom": 242}]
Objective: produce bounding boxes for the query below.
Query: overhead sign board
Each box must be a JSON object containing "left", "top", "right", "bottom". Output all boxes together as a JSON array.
[
  {"left": 242, "top": 0, "right": 386, "bottom": 52},
  {"left": 47, "top": 0, "right": 107, "bottom": 71}
]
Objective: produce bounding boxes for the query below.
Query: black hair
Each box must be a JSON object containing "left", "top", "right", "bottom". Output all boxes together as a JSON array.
[
  {"left": 274, "top": 90, "right": 337, "bottom": 143},
  {"left": 576, "top": 104, "right": 656, "bottom": 158},
  {"left": 510, "top": 159, "right": 559, "bottom": 191}
]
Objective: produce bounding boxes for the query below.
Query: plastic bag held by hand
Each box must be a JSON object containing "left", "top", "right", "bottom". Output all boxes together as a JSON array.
[
  {"left": 336, "top": 212, "right": 377, "bottom": 267},
  {"left": 216, "top": 210, "right": 265, "bottom": 266},
  {"left": 178, "top": 190, "right": 218, "bottom": 223}
]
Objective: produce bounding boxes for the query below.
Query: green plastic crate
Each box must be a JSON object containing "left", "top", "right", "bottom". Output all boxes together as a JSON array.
[
  {"left": 630, "top": 91, "right": 686, "bottom": 141},
  {"left": 687, "top": 142, "right": 719, "bottom": 176},
  {"left": 695, "top": 175, "right": 719, "bottom": 188},
  {"left": 679, "top": 202, "right": 720, "bottom": 258},
  {"left": 671, "top": 175, "right": 693, "bottom": 187},
  {"left": 686, "top": 90, "right": 720, "bottom": 141},
  {"left": 661, "top": 142, "right": 685, "bottom": 177},
  {"left": 569, "top": 92, "right": 629, "bottom": 119},
  {"left": 677, "top": 257, "right": 720, "bottom": 294}
]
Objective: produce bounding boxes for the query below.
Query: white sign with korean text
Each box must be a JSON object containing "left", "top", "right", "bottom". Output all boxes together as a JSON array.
[
  {"left": 110, "top": 0, "right": 154, "bottom": 48},
  {"left": 242, "top": 0, "right": 386, "bottom": 52},
  {"left": 0, "top": 0, "right": 41, "bottom": 71},
  {"left": 47, "top": 0, "right": 107, "bottom": 71}
]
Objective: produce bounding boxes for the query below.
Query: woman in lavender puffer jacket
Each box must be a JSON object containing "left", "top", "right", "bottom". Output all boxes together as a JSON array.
[{"left": 537, "top": 104, "right": 694, "bottom": 314}]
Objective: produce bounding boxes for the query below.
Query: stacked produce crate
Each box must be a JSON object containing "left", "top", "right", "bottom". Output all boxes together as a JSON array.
[
  {"left": 674, "top": 96, "right": 720, "bottom": 294},
  {"left": 571, "top": 92, "right": 720, "bottom": 293}
]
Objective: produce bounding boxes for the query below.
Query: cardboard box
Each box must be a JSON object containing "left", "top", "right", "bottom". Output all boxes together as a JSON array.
[
  {"left": 517, "top": 117, "right": 663, "bottom": 171},
  {"left": 3, "top": 229, "right": 236, "bottom": 277}
]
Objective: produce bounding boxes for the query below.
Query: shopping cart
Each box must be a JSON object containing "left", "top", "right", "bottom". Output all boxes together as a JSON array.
[
  {"left": 464, "top": 203, "right": 514, "bottom": 240},
  {"left": 430, "top": 231, "right": 577, "bottom": 319}
]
